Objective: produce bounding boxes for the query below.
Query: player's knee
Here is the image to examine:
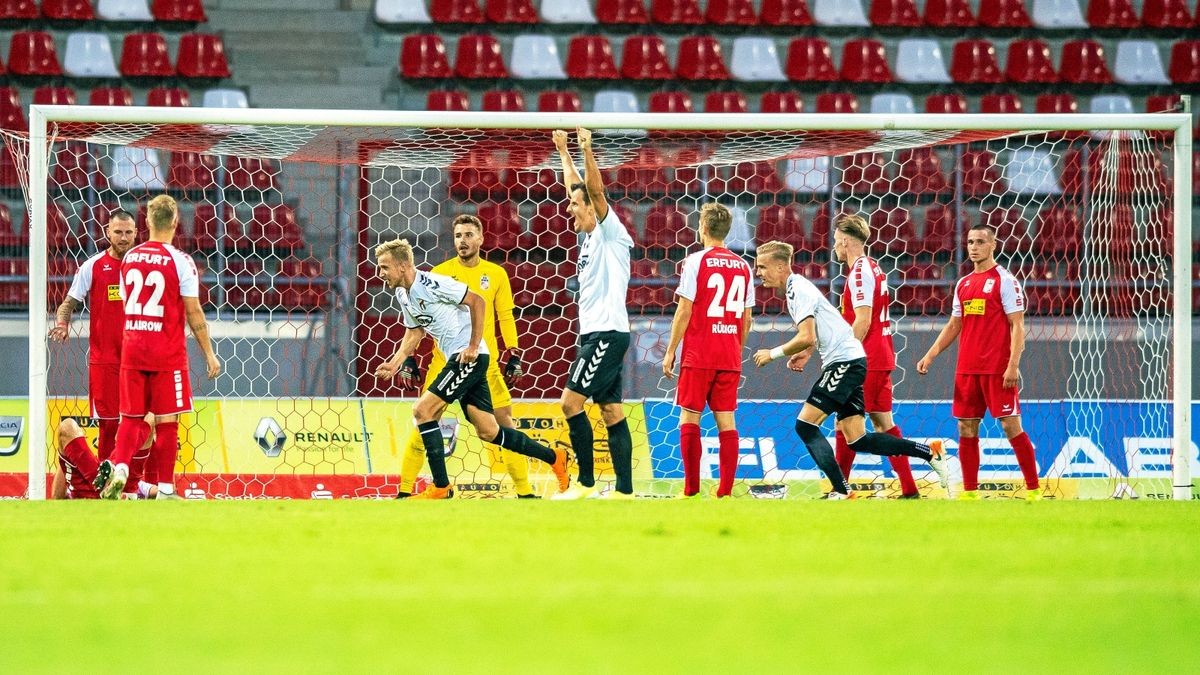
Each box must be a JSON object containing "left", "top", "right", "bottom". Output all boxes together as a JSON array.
[
  {"left": 599, "top": 403, "right": 623, "bottom": 427},
  {"left": 794, "top": 419, "right": 820, "bottom": 443},
  {"left": 957, "top": 419, "right": 980, "bottom": 437},
  {"left": 1000, "top": 416, "right": 1023, "bottom": 438},
  {"left": 412, "top": 402, "right": 435, "bottom": 424},
  {"left": 57, "top": 419, "right": 83, "bottom": 446}
]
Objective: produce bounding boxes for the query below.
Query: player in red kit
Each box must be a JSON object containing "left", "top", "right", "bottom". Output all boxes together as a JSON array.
[
  {"left": 96, "top": 195, "right": 220, "bottom": 499},
  {"left": 917, "top": 224, "right": 1041, "bottom": 501},
  {"left": 663, "top": 203, "right": 754, "bottom": 498},
  {"left": 52, "top": 414, "right": 156, "bottom": 499}
]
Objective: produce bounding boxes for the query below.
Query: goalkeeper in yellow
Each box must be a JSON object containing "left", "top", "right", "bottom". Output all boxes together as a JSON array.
[{"left": 395, "top": 214, "right": 537, "bottom": 498}]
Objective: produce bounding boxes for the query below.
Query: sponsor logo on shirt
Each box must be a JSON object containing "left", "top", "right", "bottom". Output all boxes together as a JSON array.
[
  {"left": 107, "top": 284, "right": 121, "bottom": 301},
  {"left": 480, "top": 274, "right": 490, "bottom": 290},
  {"left": 963, "top": 298, "right": 986, "bottom": 315}
]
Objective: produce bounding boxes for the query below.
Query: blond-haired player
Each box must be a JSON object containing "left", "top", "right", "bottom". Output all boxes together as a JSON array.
[{"left": 395, "top": 214, "right": 537, "bottom": 498}]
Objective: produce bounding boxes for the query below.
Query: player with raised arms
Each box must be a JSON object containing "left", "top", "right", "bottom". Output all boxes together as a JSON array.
[
  {"left": 96, "top": 195, "right": 221, "bottom": 499},
  {"left": 752, "top": 241, "right": 948, "bottom": 498},
  {"left": 662, "top": 202, "right": 754, "bottom": 498},
  {"left": 916, "top": 224, "right": 1041, "bottom": 500},
  {"left": 550, "top": 127, "right": 636, "bottom": 500},
  {"left": 394, "top": 214, "right": 537, "bottom": 499},
  {"left": 373, "top": 238, "right": 569, "bottom": 499}
]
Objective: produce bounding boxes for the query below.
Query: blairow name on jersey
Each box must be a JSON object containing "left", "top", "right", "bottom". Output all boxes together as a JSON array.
[
  {"left": 125, "top": 319, "right": 164, "bottom": 332},
  {"left": 125, "top": 251, "right": 172, "bottom": 266}
]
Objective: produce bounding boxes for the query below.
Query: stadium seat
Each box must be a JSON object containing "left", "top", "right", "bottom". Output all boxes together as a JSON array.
[
  {"left": 192, "top": 203, "right": 245, "bottom": 252},
  {"left": 607, "top": 147, "right": 667, "bottom": 193},
  {"left": 895, "top": 147, "right": 948, "bottom": 195},
  {"left": 839, "top": 153, "right": 888, "bottom": 193},
  {"left": 430, "top": 0, "right": 484, "bottom": 22},
  {"left": 595, "top": 0, "right": 649, "bottom": 23},
  {"left": 426, "top": 88, "right": 469, "bottom": 110},
  {"left": 1141, "top": 0, "right": 1192, "bottom": 27},
  {"left": 108, "top": 146, "right": 166, "bottom": 192},
  {"left": 978, "top": 0, "right": 1032, "bottom": 26},
  {"left": 43, "top": 0, "right": 96, "bottom": 21},
  {"left": 97, "top": 0, "right": 153, "bottom": 21},
  {"left": 761, "top": 91, "right": 804, "bottom": 113},
  {"left": 870, "top": 0, "right": 920, "bottom": 26},
  {"left": 815, "top": 92, "right": 858, "bottom": 113},
  {"left": 226, "top": 157, "right": 279, "bottom": 191},
  {"left": 642, "top": 205, "right": 690, "bottom": 249},
  {"left": 755, "top": 204, "right": 804, "bottom": 249},
  {"left": 33, "top": 85, "right": 77, "bottom": 105},
  {"left": 1031, "top": 0, "right": 1087, "bottom": 26},
  {"left": 177, "top": 33, "right": 231, "bottom": 79},
  {"left": 621, "top": 36, "right": 672, "bottom": 80},
  {"left": 566, "top": 35, "right": 617, "bottom": 79},
  {"left": 1169, "top": 41, "right": 1200, "bottom": 83},
  {"left": 1146, "top": 93, "right": 1182, "bottom": 112},
  {"left": 707, "top": 0, "right": 758, "bottom": 24},
  {"left": 400, "top": 35, "right": 451, "bottom": 79},
  {"left": 1086, "top": 0, "right": 1138, "bottom": 26},
  {"left": 895, "top": 39, "right": 951, "bottom": 83},
  {"left": 1114, "top": 40, "right": 1169, "bottom": 84},
  {"left": 249, "top": 204, "right": 304, "bottom": 254},
  {"left": 593, "top": 89, "right": 639, "bottom": 113},
  {"left": 648, "top": 91, "right": 693, "bottom": 113},
  {"left": 474, "top": 201, "right": 524, "bottom": 249},
  {"left": 1004, "top": 148, "right": 1061, "bottom": 195},
  {"left": 8, "top": 31, "right": 63, "bottom": 77},
  {"left": 1005, "top": 39, "right": 1058, "bottom": 83},
  {"left": 537, "top": 90, "right": 582, "bottom": 112},
  {"left": 1059, "top": 40, "right": 1112, "bottom": 83},
  {"left": 782, "top": 157, "right": 828, "bottom": 192},
  {"left": 375, "top": 0, "right": 432, "bottom": 23},
  {"left": 959, "top": 149, "right": 1004, "bottom": 197},
  {"left": 926, "top": 93, "right": 967, "bottom": 114},
  {"left": 146, "top": 86, "right": 189, "bottom": 106},
  {"left": 730, "top": 37, "right": 785, "bottom": 82},
  {"left": 167, "top": 150, "right": 215, "bottom": 191},
  {"left": 120, "top": 33, "right": 173, "bottom": 78},
  {"left": 980, "top": 93, "right": 1022, "bottom": 113},
  {"left": 486, "top": 0, "right": 537, "bottom": 22},
  {"left": 841, "top": 39, "right": 892, "bottom": 83},
  {"left": 651, "top": 0, "right": 703, "bottom": 24},
  {"left": 0, "top": 1, "right": 38, "bottom": 21},
  {"left": 918, "top": 204, "right": 959, "bottom": 254},
  {"left": 152, "top": 0, "right": 206, "bottom": 23},
  {"left": 510, "top": 35, "right": 566, "bottom": 79},
  {"left": 719, "top": 161, "right": 782, "bottom": 194},
  {"left": 540, "top": 0, "right": 597, "bottom": 22},
  {"left": 454, "top": 34, "right": 507, "bottom": 79},
  {"left": 951, "top": 39, "right": 1002, "bottom": 83},
  {"left": 895, "top": 262, "right": 948, "bottom": 314},
  {"left": 1089, "top": 93, "right": 1133, "bottom": 115},
  {"left": 202, "top": 88, "right": 248, "bottom": 108},
  {"left": 981, "top": 207, "right": 1029, "bottom": 243},
  {"left": 704, "top": 91, "right": 748, "bottom": 113},
  {"left": 0, "top": 88, "right": 27, "bottom": 132},
  {"left": 89, "top": 86, "right": 132, "bottom": 105},
  {"left": 481, "top": 89, "right": 525, "bottom": 111},
  {"left": 924, "top": 0, "right": 975, "bottom": 26},
  {"left": 676, "top": 36, "right": 730, "bottom": 81},
  {"left": 869, "top": 92, "right": 914, "bottom": 114},
  {"left": 813, "top": 0, "right": 869, "bottom": 25},
  {"left": 870, "top": 208, "right": 917, "bottom": 255},
  {"left": 1034, "top": 207, "right": 1081, "bottom": 256},
  {"left": 760, "top": 0, "right": 813, "bottom": 24},
  {"left": 1035, "top": 93, "right": 1077, "bottom": 113},
  {"left": 785, "top": 38, "right": 836, "bottom": 82}
]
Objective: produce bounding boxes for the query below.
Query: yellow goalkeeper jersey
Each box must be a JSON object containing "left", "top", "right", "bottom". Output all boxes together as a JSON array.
[{"left": 426, "top": 256, "right": 518, "bottom": 372}]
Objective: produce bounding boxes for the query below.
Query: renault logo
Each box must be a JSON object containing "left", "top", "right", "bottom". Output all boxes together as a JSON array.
[{"left": 254, "top": 417, "right": 286, "bottom": 457}]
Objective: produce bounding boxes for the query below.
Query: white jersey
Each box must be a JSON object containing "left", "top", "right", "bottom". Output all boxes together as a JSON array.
[
  {"left": 394, "top": 270, "right": 489, "bottom": 359},
  {"left": 577, "top": 207, "right": 634, "bottom": 335},
  {"left": 785, "top": 273, "right": 866, "bottom": 366}
]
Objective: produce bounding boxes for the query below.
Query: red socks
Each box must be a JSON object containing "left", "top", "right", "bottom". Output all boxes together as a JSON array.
[
  {"left": 1010, "top": 432, "right": 1039, "bottom": 490},
  {"left": 151, "top": 421, "right": 180, "bottom": 490},
  {"left": 834, "top": 430, "right": 854, "bottom": 481},
  {"left": 959, "top": 436, "right": 980, "bottom": 491},
  {"left": 716, "top": 430, "right": 739, "bottom": 497},
  {"left": 886, "top": 426, "right": 919, "bottom": 497},
  {"left": 112, "top": 416, "right": 151, "bottom": 467},
  {"left": 59, "top": 436, "right": 96, "bottom": 473},
  {"left": 680, "top": 423, "right": 701, "bottom": 496},
  {"left": 97, "top": 419, "right": 118, "bottom": 463}
]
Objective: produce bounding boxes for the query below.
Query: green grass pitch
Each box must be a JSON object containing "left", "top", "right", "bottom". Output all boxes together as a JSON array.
[{"left": 2, "top": 500, "right": 1197, "bottom": 674}]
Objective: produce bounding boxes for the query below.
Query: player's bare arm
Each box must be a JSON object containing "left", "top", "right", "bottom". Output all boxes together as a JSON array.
[
  {"left": 662, "top": 296, "right": 694, "bottom": 379},
  {"left": 459, "top": 290, "right": 485, "bottom": 364},
  {"left": 51, "top": 468, "right": 67, "bottom": 499},
  {"left": 184, "top": 297, "right": 221, "bottom": 379},
  {"left": 1003, "top": 311, "right": 1026, "bottom": 389},
  {"left": 377, "top": 326, "right": 425, "bottom": 380},
  {"left": 851, "top": 305, "right": 872, "bottom": 342},
  {"left": 754, "top": 317, "right": 816, "bottom": 367},
  {"left": 577, "top": 127, "right": 609, "bottom": 222},
  {"left": 553, "top": 129, "right": 582, "bottom": 189},
  {"left": 49, "top": 296, "right": 81, "bottom": 341},
  {"left": 916, "top": 316, "right": 963, "bottom": 375}
]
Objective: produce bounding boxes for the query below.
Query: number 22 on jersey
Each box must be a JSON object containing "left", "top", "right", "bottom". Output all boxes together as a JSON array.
[{"left": 123, "top": 268, "right": 166, "bottom": 318}]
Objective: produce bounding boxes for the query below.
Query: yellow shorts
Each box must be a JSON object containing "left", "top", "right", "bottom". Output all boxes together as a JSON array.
[{"left": 424, "top": 354, "right": 512, "bottom": 410}]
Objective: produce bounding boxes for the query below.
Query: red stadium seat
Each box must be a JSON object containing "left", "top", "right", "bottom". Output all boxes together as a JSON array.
[
  {"left": 226, "top": 157, "right": 279, "bottom": 191},
  {"left": 529, "top": 202, "right": 572, "bottom": 250},
  {"left": 8, "top": 31, "right": 63, "bottom": 77},
  {"left": 622, "top": 36, "right": 672, "bottom": 80},
  {"left": 959, "top": 149, "right": 1004, "bottom": 197},
  {"left": 249, "top": 204, "right": 304, "bottom": 253},
  {"left": 815, "top": 92, "right": 858, "bottom": 113},
  {"left": 1169, "top": 41, "right": 1200, "bottom": 83},
  {"left": 177, "top": 33, "right": 231, "bottom": 79},
  {"left": 566, "top": 36, "right": 618, "bottom": 79},
  {"left": 869, "top": 0, "right": 920, "bottom": 26},
  {"left": 803, "top": 207, "right": 830, "bottom": 252},
  {"left": 42, "top": 0, "right": 95, "bottom": 21},
  {"left": 760, "top": 91, "right": 804, "bottom": 113},
  {"left": 430, "top": 0, "right": 484, "bottom": 21},
  {"left": 595, "top": 0, "right": 649, "bottom": 23},
  {"left": 704, "top": 91, "right": 748, "bottom": 113},
  {"left": 840, "top": 39, "right": 892, "bottom": 83},
  {"left": 980, "top": 93, "right": 1022, "bottom": 113},
  {"left": 168, "top": 152, "right": 216, "bottom": 191},
  {"left": 718, "top": 161, "right": 782, "bottom": 194},
  {"left": 872, "top": 208, "right": 917, "bottom": 254},
  {"left": 454, "top": 34, "right": 507, "bottom": 79},
  {"left": 1060, "top": 40, "right": 1112, "bottom": 83},
  {"left": 1141, "top": 0, "right": 1192, "bottom": 27},
  {"left": 977, "top": 0, "right": 1032, "bottom": 27},
  {"left": 426, "top": 89, "right": 469, "bottom": 111},
  {"left": 121, "top": 33, "right": 174, "bottom": 78},
  {"left": 33, "top": 86, "right": 76, "bottom": 105},
  {"left": 895, "top": 147, "right": 948, "bottom": 195},
  {"left": 152, "top": 0, "right": 208, "bottom": 23},
  {"left": 895, "top": 263, "right": 948, "bottom": 314},
  {"left": 1006, "top": 39, "right": 1058, "bottom": 83},
  {"left": 981, "top": 207, "right": 1028, "bottom": 244},
  {"left": 951, "top": 39, "right": 1003, "bottom": 83},
  {"left": 400, "top": 35, "right": 452, "bottom": 79},
  {"left": 648, "top": 91, "right": 693, "bottom": 113},
  {"left": 676, "top": 36, "right": 730, "bottom": 80},
  {"left": 146, "top": 86, "right": 190, "bottom": 107},
  {"left": 0, "top": 87, "right": 26, "bottom": 132},
  {"left": 839, "top": 153, "right": 887, "bottom": 193},
  {"left": 1035, "top": 93, "right": 1077, "bottom": 113},
  {"left": 51, "top": 140, "right": 94, "bottom": 190},
  {"left": 1146, "top": 93, "right": 1182, "bottom": 113},
  {"left": 1087, "top": 0, "right": 1139, "bottom": 27},
  {"left": 925, "top": 94, "right": 967, "bottom": 114},
  {"left": 918, "top": 204, "right": 961, "bottom": 254},
  {"left": 786, "top": 38, "right": 836, "bottom": 82},
  {"left": 1034, "top": 207, "right": 1082, "bottom": 256},
  {"left": 89, "top": 86, "right": 132, "bottom": 106},
  {"left": 0, "top": 1, "right": 38, "bottom": 21},
  {"left": 651, "top": 0, "right": 703, "bottom": 24},
  {"left": 642, "top": 205, "right": 690, "bottom": 249},
  {"left": 476, "top": 201, "right": 524, "bottom": 249},
  {"left": 755, "top": 204, "right": 804, "bottom": 249},
  {"left": 0, "top": 146, "right": 19, "bottom": 190},
  {"left": 481, "top": 89, "right": 525, "bottom": 111},
  {"left": 924, "top": 0, "right": 975, "bottom": 26},
  {"left": 760, "top": 0, "right": 813, "bottom": 24},
  {"left": 486, "top": 0, "right": 537, "bottom": 22},
  {"left": 538, "top": 90, "right": 582, "bottom": 112},
  {"left": 192, "top": 203, "right": 245, "bottom": 252},
  {"left": 707, "top": 0, "right": 758, "bottom": 24}
]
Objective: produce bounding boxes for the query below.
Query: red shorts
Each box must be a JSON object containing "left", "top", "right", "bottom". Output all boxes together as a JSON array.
[
  {"left": 89, "top": 363, "right": 121, "bottom": 420},
  {"left": 863, "top": 370, "right": 894, "bottom": 413},
  {"left": 952, "top": 373, "right": 1020, "bottom": 420},
  {"left": 120, "top": 367, "right": 193, "bottom": 417},
  {"left": 676, "top": 367, "right": 740, "bottom": 413}
]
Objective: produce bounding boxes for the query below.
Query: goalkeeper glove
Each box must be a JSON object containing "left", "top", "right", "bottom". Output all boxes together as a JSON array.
[
  {"left": 398, "top": 356, "right": 422, "bottom": 387},
  {"left": 501, "top": 349, "right": 525, "bottom": 388}
]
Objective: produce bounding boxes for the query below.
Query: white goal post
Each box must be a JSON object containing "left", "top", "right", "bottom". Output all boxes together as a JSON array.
[{"left": 20, "top": 106, "right": 1194, "bottom": 500}]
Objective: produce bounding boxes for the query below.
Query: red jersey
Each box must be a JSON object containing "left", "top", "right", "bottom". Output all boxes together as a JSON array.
[
  {"left": 840, "top": 255, "right": 895, "bottom": 372},
  {"left": 67, "top": 251, "right": 125, "bottom": 366},
  {"left": 120, "top": 241, "right": 199, "bottom": 372},
  {"left": 676, "top": 246, "right": 755, "bottom": 372},
  {"left": 952, "top": 264, "right": 1025, "bottom": 375}
]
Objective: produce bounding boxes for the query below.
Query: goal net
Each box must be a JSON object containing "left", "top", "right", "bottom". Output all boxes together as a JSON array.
[{"left": 4, "top": 108, "right": 1194, "bottom": 500}]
